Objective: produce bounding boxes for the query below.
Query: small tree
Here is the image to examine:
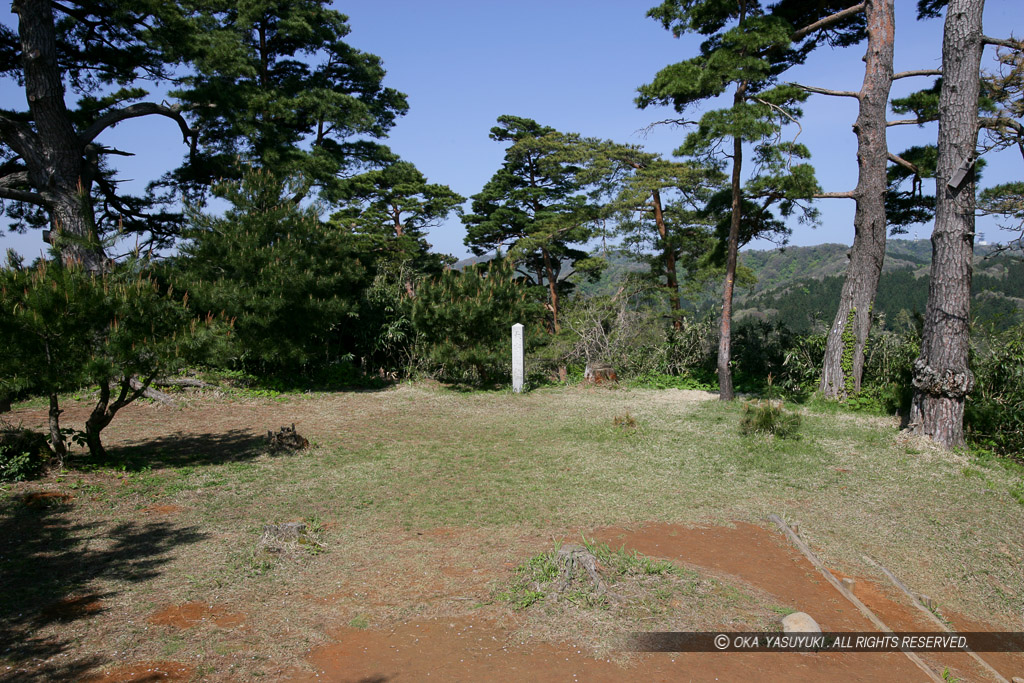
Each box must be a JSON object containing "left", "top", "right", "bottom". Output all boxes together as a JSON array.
[
  {"left": 411, "top": 259, "right": 544, "bottom": 386},
  {"left": 0, "top": 254, "right": 223, "bottom": 459},
  {"left": 176, "top": 169, "right": 365, "bottom": 376},
  {"left": 0, "top": 254, "right": 105, "bottom": 458}
]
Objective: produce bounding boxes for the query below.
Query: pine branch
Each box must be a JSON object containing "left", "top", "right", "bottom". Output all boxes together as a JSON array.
[
  {"left": 888, "top": 152, "right": 921, "bottom": 175},
  {"left": 979, "top": 116, "right": 1024, "bottom": 136},
  {"left": 887, "top": 118, "right": 928, "bottom": 127},
  {"left": 893, "top": 69, "right": 942, "bottom": 79},
  {"left": 982, "top": 36, "right": 1024, "bottom": 50},
  {"left": 792, "top": 3, "right": 866, "bottom": 41},
  {"left": 791, "top": 83, "right": 860, "bottom": 99},
  {"left": 814, "top": 191, "right": 857, "bottom": 199},
  {"left": 79, "top": 102, "right": 196, "bottom": 151},
  {"left": 0, "top": 171, "right": 47, "bottom": 206}
]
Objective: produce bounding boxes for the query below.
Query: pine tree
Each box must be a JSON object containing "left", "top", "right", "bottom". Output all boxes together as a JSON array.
[
  {"left": 463, "top": 116, "right": 605, "bottom": 336},
  {"left": 0, "top": 1, "right": 200, "bottom": 267},
  {"left": 0, "top": 253, "right": 222, "bottom": 459},
  {"left": 638, "top": 0, "right": 822, "bottom": 400},
  {"left": 331, "top": 160, "right": 464, "bottom": 291},
  {"left": 909, "top": 0, "right": 986, "bottom": 447},
  {"left": 175, "top": 168, "right": 364, "bottom": 375},
  {"left": 169, "top": 0, "right": 408, "bottom": 203},
  {"left": 411, "top": 259, "right": 544, "bottom": 385},
  {"left": 595, "top": 147, "right": 724, "bottom": 322}
]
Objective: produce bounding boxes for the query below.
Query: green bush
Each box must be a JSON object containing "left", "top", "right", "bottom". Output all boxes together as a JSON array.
[
  {"left": 411, "top": 258, "right": 545, "bottom": 386},
  {"left": 175, "top": 169, "right": 364, "bottom": 375},
  {"left": 967, "top": 321, "right": 1024, "bottom": 458},
  {"left": 739, "top": 400, "right": 802, "bottom": 439},
  {"left": 860, "top": 314, "right": 920, "bottom": 415},
  {"left": 0, "top": 424, "right": 50, "bottom": 481}
]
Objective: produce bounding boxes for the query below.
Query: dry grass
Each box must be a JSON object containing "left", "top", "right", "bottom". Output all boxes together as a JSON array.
[{"left": 1, "top": 382, "right": 1022, "bottom": 680}]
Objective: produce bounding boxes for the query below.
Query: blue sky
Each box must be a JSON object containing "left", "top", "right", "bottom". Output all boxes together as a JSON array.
[{"left": 2, "top": 1, "right": 1022, "bottom": 262}]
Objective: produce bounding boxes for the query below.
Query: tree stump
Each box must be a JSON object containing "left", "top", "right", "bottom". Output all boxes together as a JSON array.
[
  {"left": 552, "top": 544, "right": 608, "bottom": 597},
  {"left": 266, "top": 424, "right": 309, "bottom": 451},
  {"left": 584, "top": 363, "right": 618, "bottom": 384}
]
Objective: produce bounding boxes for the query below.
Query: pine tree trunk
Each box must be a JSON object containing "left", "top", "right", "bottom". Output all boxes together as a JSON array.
[
  {"left": 652, "top": 188, "right": 682, "bottom": 326},
  {"left": 47, "top": 392, "right": 67, "bottom": 460},
  {"left": 540, "top": 246, "right": 561, "bottom": 334},
  {"left": 718, "top": 129, "right": 744, "bottom": 401},
  {"left": 909, "top": 0, "right": 984, "bottom": 448},
  {"left": 13, "top": 0, "right": 105, "bottom": 270},
  {"left": 820, "top": 0, "right": 894, "bottom": 399}
]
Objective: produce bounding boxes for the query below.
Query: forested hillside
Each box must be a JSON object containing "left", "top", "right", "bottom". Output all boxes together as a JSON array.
[
  {"left": 739, "top": 240, "right": 1024, "bottom": 332},
  {"left": 574, "top": 239, "right": 1023, "bottom": 333}
]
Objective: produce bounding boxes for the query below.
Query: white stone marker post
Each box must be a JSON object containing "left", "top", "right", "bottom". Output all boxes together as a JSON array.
[{"left": 511, "top": 323, "right": 524, "bottom": 393}]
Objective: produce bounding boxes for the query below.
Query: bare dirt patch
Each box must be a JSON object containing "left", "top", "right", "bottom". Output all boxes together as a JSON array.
[
  {"left": 22, "top": 491, "right": 72, "bottom": 508},
  {"left": 148, "top": 602, "right": 246, "bottom": 629},
  {"left": 81, "top": 661, "right": 194, "bottom": 682},
  {"left": 141, "top": 504, "right": 183, "bottom": 515},
  {"left": 295, "top": 521, "right": 1000, "bottom": 682}
]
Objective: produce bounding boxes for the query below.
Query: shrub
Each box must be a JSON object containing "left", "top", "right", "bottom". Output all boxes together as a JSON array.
[
  {"left": 0, "top": 423, "right": 49, "bottom": 481},
  {"left": 739, "top": 400, "right": 802, "bottom": 439},
  {"left": 411, "top": 258, "right": 545, "bottom": 386},
  {"left": 860, "top": 313, "right": 920, "bottom": 414},
  {"left": 967, "top": 321, "right": 1024, "bottom": 458}
]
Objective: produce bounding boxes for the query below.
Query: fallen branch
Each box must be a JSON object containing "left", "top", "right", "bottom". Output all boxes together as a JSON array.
[{"left": 126, "top": 378, "right": 179, "bottom": 407}]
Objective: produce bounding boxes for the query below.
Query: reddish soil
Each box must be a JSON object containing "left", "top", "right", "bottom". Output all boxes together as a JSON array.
[
  {"left": 140, "top": 504, "right": 183, "bottom": 515},
  {"left": 82, "top": 661, "right": 194, "bottom": 682},
  {"left": 23, "top": 491, "right": 72, "bottom": 507},
  {"left": 292, "top": 522, "right": 1024, "bottom": 683},
  {"left": 148, "top": 602, "right": 246, "bottom": 629}
]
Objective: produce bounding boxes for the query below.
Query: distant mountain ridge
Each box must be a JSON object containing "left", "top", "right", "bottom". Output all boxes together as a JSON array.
[
  {"left": 736, "top": 239, "right": 1023, "bottom": 332},
  {"left": 451, "top": 239, "right": 1023, "bottom": 332}
]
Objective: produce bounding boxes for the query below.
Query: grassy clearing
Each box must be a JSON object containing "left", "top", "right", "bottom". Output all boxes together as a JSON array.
[{"left": 1, "top": 382, "right": 1022, "bottom": 679}]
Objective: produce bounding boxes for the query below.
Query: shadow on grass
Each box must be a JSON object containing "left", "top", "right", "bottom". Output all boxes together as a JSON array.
[
  {"left": 0, "top": 496, "right": 207, "bottom": 681},
  {"left": 76, "top": 428, "right": 270, "bottom": 472}
]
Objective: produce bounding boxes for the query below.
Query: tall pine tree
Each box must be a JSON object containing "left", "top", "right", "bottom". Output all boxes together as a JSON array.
[
  {"left": 638, "top": 0, "right": 821, "bottom": 399},
  {"left": 463, "top": 116, "right": 605, "bottom": 336}
]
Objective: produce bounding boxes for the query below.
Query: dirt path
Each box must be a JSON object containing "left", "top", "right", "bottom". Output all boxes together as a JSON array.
[{"left": 280, "top": 523, "right": 1019, "bottom": 682}]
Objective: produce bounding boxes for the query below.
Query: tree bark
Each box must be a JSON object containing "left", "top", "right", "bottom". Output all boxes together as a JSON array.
[
  {"left": 909, "top": 0, "right": 984, "bottom": 448},
  {"left": 718, "top": 123, "right": 744, "bottom": 401},
  {"left": 652, "top": 188, "right": 682, "bottom": 326},
  {"left": 819, "top": 0, "right": 895, "bottom": 399},
  {"left": 47, "top": 392, "right": 67, "bottom": 461},
  {"left": 12, "top": 0, "right": 106, "bottom": 270},
  {"left": 85, "top": 375, "right": 154, "bottom": 458},
  {"left": 540, "top": 246, "right": 561, "bottom": 334}
]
